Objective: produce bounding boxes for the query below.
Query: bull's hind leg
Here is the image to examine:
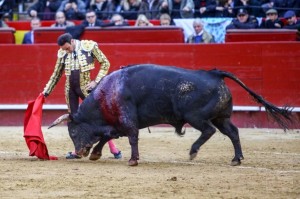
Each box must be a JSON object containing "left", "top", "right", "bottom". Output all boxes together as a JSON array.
[
  {"left": 188, "top": 120, "right": 217, "bottom": 160},
  {"left": 127, "top": 128, "right": 140, "bottom": 166},
  {"left": 212, "top": 118, "right": 244, "bottom": 166}
]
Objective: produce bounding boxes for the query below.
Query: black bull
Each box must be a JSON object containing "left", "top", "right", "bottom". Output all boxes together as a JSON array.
[{"left": 49, "top": 64, "right": 293, "bottom": 166}]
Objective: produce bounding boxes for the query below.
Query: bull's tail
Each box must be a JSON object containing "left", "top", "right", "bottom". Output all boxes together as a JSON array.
[{"left": 212, "top": 69, "right": 294, "bottom": 131}]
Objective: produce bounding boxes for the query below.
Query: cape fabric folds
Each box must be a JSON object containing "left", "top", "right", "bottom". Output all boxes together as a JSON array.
[{"left": 23, "top": 93, "right": 57, "bottom": 160}]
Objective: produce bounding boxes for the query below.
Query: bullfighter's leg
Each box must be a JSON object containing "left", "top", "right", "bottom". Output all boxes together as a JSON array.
[
  {"left": 188, "top": 120, "right": 216, "bottom": 160},
  {"left": 108, "top": 140, "right": 122, "bottom": 159},
  {"left": 212, "top": 118, "right": 244, "bottom": 166}
]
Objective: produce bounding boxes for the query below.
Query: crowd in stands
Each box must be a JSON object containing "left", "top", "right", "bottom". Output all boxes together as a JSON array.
[
  {"left": 0, "top": 0, "right": 299, "bottom": 44},
  {"left": 1, "top": 0, "right": 299, "bottom": 21}
]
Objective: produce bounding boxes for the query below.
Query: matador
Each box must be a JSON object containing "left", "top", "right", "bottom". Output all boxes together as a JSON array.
[{"left": 42, "top": 33, "right": 122, "bottom": 159}]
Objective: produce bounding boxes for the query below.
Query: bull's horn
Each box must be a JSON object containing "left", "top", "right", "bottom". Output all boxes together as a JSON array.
[{"left": 48, "top": 114, "right": 70, "bottom": 129}]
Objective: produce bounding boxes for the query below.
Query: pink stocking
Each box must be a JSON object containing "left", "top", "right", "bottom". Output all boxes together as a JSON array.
[{"left": 108, "top": 140, "right": 119, "bottom": 154}]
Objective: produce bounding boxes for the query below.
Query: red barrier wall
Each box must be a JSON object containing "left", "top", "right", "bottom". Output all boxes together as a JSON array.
[
  {"left": 225, "top": 29, "right": 298, "bottom": 42},
  {"left": 0, "top": 42, "right": 299, "bottom": 127}
]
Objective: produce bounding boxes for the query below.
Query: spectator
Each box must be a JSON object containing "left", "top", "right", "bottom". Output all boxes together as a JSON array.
[
  {"left": 0, "top": 18, "right": 8, "bottom": 27},
  {"left": 199, "top": 0, "right": 234, "bottom": 18},
  {"left": 51, "top": 11, "right": 75, "bottom": 27},
  {"left": 22, "top": 18, "right": 41, "bottom": 44},
  {"left": 134, "top": 14, "right": 153, "bottom": 26},
  {"left": 161, "top": 0, "right": 194, "bottom": 19},
  {"left": 120, "top": 0, "right": 142, "bottom": 20},
  {"left": 283, "top": 10, "right": 300, "bottom": 30},
  {"left": 261, "top": 0, "right": 273, "bottom": 13},
  {"left": 27, "top": 0, "right": 62, "bottom": 20},
  {"left": 138, "top": 0, "right": 164, "bottom": 19},
  {"left": 110, "top": 13, "right": 130, "bottom": 26},
  {"left": 82, "top": 0, "right": 92, "bottom": 9},
  {"left": 0, "top": 0, "right": 14, "bottom": 21},
  {"left": 89, "top": 0, "right": 115, "bottom": 20},
  {"left": 112, "top": 0, "right": 122, "bottom": 12},
  {"left": 272, "top": 0, "right": 300, "bottom": 17},
  {"left": 186, "top": 18, "right": 214, "bottom": 43},
  {"left": 58, "top": 0, "right": 86, "bottom": 20},
  {"left": 2, "top": 12, "right": 10, "bottom": 23},
  {"left": 259, "top": 8, "right": 283, "bottom": 29},
  {"left": 42, "top": 33, "right": 122, "bottom": 159},
  {"left": 226, "top": 8, "right": 258, "bottom": 29},
  {"left": 159, "top": 13, "right": 172, "bottom": 26},
  {"left": 216, "top": 0, "right": 234, "bottom": 17},
  {"left": 193, "top": 0, "right": 206, "bottom": 18},
  {"left": 81, "top": 10, "right": 106, "bottom": 27},
  {"left": 198, "top": 0, "right": 218, "bottom": 17},
  {"left": 233, "top": 0, "right": 262, "bottom": 17}
]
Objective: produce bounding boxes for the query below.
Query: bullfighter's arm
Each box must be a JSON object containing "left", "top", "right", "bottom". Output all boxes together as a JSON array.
[
  {"left": 92, "top": 43, "right": 110, "bottom": 83},
  {"left": 43, "top": 56, "right": 65, "bottom": 96}
]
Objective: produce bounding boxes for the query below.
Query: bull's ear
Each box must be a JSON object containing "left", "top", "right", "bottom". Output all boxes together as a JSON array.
[{"left": 48, "top": 114, "right": 71, "bottom": 129}]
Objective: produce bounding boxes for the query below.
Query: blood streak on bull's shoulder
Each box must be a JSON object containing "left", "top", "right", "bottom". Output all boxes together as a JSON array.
[{"left": 95, "top": 72, "right": 122, "bottom": 125}]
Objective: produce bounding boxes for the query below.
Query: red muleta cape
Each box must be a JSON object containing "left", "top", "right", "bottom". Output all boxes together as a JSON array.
[{"left": 24, "top": 93, "right": 57, "bottom": 160}]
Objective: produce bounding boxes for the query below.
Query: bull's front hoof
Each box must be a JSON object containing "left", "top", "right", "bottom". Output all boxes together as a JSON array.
[
  {"left": 231, "top": 160, "right": 241, "bottom": 166},
  {"left": 190, "top": 152, "right": 197, "bottom": 160},
  {"left": 128, "top": 159, "right": 138, "bottom": 166},
  {"left": 89, "top": 153, "right": 101, "bottom": 161}
]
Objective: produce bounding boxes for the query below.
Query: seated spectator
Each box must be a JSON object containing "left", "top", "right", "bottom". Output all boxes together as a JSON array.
[
  {"left": 283, "top": 10, "right": 300, "bottom": 30},
  {"left": 159, "top": 13, "right": 172, "bottom": 26},
  {"left": 22, "top": 18, "right": 41, "bottom": 44},
  {"left": 58, "top": 0, "right": 86, "bottom": 20},
  {"left": 0, "top": 19, "right": 8, "bottom": 28},
  {"left": 261, "top": 0, "right": 273, "bottom": 13},
  {"left": 272, "top": 0, "right": 300, "bottom": 17},
  {"left": 226, "top": 8, "right": 258, "bottom": 30},
  {"left": 198, "top": 0, "right": 216, "bottom": 18},
  {"left": 199, "top": 0, "right": 234, "bottom": 18},
  {"left": 83, "top": 0, "right": 91, "bottom": 9},
  {"left": 138, "top": 0, "right": 164, "bottom": 20},
  {"left": 215, "top": 0, "right": 234, "bottom": 17},
  {"left": 81, "top": 10, "right": 106, "bottom": 27},
  {"left": 120, "top": 0, "right": 142, "bottom": 20},
  {"left": 110, "top": 13, "right": 129, "bottom": 26},
  {"left": 51, "top": 11, "right": 75, "bottom": 27},
  {"left": 259, "top": 9, "right": 283, "bottom": 29},
  {"left": 233, "top": 0, "right": 262, "bottom": 17},
  {"left": 161, "top": 0, "right": 194, "bottom": 19},
  {"left": 0, "top": 0, "right": 14, "bottom": 21},
  {"left": 261, "top": 0, "right": 300, "bottom": 17},
  {"left": 186, "top": 18, "right": 214, "bottom": 43},
  {"left": 27, "top": 0, "right": 62, "bottom": 20},
  {"left": 2, "top": 13, "right": 11, "bottom": 23},
  {"left": 134, "top": 14, "right": 153, "bottom": 26},
  {"left": 89, "top": 0, "right": 115, "bottom": 20}
]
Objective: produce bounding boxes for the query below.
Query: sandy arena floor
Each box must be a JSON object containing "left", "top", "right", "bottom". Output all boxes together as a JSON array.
[{"left": 0, "top": 126, "right": 299, "bottom": 199}]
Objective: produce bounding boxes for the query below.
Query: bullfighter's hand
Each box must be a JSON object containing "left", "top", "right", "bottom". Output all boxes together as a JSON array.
[
  {"left": 86, "top": 81, "right": 97, "bottom": 91},
  {"left": 42, "top": 92, "right": 49, "bottom": 98}
]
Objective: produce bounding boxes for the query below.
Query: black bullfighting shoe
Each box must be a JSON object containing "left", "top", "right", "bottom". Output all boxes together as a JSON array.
[{"left": 66, "top": 151, "right": 82, "bottom": 159}]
